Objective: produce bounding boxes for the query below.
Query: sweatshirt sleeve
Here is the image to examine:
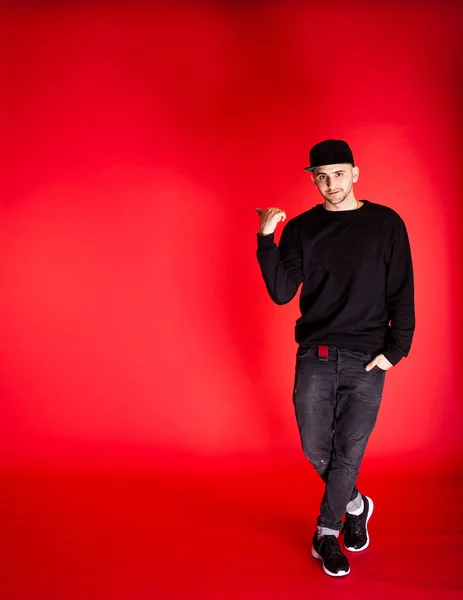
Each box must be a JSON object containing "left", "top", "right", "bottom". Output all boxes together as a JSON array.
[
  {"left": 256, "top": 220, "right": 303, "bottom": 305},
  {"left": 382, "top": 216, "right": 415, "bottom": 366}
]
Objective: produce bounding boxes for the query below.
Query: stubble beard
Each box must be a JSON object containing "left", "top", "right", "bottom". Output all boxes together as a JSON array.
[{"left": 323, "top": 183, "right": 353, "bottom": 206}]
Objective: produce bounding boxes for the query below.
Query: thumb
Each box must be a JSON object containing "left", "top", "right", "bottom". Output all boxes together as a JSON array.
[
  {"left": 254, "top": 207, "right": 263, "bottom": 216},
  {"left": 365, "top": 357, "right": 378, "bottom": 372}
]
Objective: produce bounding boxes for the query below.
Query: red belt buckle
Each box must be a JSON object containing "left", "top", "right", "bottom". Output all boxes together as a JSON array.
[{"left": 318, "top": 345, "right": 329, "bottom": 361}]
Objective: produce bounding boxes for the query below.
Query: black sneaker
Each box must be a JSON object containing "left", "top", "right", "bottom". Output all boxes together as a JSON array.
[
  {"left": 342, "top": 494, "right": 374, "bottom": 552},
  {"left": 311, "top": 532, "right": 350, "bottom": 577}
]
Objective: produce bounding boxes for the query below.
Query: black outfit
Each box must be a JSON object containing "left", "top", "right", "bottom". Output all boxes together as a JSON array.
[
  {"left": 256, "top": 200, "right": 415, "bottom": 366},
  {"left": 256, "top": 200, "right": 415, "bottom": 531}
]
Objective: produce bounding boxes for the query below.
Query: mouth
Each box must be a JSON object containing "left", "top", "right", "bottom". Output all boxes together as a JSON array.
[{"left": 328, "top": 191, "right": 341, "bottom": 195}]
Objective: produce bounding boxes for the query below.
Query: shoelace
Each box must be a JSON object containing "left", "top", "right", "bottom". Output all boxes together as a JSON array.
[
  {"left": 342, "top": 514, "right": 363, "bottom": 538},
  {"left": 318, "top": 535, "right": 344, "bottom": 558}
]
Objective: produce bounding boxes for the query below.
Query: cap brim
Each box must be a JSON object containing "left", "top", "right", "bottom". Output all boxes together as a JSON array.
[{"left": 304, "top": 163, "right": 354, "bottom": 172}]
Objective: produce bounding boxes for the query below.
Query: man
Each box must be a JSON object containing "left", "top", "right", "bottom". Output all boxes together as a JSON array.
[{"left": 255, "top": 139, "right": 415, "bottom": 577}]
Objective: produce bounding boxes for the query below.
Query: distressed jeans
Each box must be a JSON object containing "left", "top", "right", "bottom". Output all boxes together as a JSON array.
[{"left": 292, "top": 345, "right": 387, "bottom": 531}]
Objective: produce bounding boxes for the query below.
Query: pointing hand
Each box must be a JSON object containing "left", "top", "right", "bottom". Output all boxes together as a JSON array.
[{"left": 255, "top": 207, "right": 287, "bottom": 236}]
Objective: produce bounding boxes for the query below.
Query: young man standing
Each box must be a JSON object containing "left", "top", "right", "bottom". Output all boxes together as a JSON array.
[{"left": 255, "top": 139, "right": 415, "bottom": 577}]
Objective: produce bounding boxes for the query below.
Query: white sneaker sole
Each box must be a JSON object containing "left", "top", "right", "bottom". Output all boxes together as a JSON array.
[
  {"left": 311, "top": 546, "right": 350, "bottom": 577},
  {"left": 344, "top": 495, "right": 374, "bottom": 552}
]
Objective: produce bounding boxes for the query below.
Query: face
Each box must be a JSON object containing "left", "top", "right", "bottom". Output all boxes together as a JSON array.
[{"left": 311, "top": 163, "right": 359, "bottom": 205}]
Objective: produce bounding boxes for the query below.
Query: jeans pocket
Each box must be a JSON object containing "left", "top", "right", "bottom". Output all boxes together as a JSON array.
[{"left": 296, "top": 345, "right": 311, "bottom": 359}]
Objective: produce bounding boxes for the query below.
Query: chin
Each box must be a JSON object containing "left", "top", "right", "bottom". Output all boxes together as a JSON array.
[{"left": 325, "top": 196, "right": 346, "bottom": 205}]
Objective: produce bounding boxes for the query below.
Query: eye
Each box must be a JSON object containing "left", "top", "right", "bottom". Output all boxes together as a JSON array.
[{"left": 336, "top": 172, "right": 343, "bottom": 177}]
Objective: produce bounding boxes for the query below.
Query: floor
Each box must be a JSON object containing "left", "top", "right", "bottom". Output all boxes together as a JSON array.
[{"left": 2, "top": 465, "right": 463, "bottom": 599}]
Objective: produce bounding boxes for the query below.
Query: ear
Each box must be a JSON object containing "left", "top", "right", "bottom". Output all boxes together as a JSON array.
[{"left": 352, "top": 165, "right": 360, "bottom": 183}]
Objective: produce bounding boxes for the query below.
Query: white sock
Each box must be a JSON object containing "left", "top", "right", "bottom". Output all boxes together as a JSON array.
[
  {"left": 317, "top": 526, "right": 339, "bottom": 540},
  {"left": 346, "top": 492, "right": 364, "bottom": 515}
]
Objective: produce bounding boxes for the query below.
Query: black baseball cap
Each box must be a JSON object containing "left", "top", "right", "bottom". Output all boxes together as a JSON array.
[{"left": 304, "top": 139, "right": 354, "bottom": 172}]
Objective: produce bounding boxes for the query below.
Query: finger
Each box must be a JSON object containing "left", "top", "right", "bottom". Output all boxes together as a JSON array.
[
  {"left": 365, "top": 359, "right": 378, "bottom": 372},
  {"left": 254, "top": 208, "right": 263, "bottom": 215},
  {"left": 366, "top": 354, "right": 384, "bottom": 371}
]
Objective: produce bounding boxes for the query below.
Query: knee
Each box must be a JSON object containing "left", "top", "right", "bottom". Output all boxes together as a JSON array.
[{"left": 302, "top": 447, "right": 330, "bottom": 475}]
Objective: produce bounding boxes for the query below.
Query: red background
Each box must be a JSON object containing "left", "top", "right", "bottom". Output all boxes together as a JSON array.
[{"left": 2, "top": 2, "right": 463, "bottom": 598}]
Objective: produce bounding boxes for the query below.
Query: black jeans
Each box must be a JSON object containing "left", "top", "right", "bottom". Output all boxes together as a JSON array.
[{"left": 292, "top": 345, "right": 387, "bottom": 531}]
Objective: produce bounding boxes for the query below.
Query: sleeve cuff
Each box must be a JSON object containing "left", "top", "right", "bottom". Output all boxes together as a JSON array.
[
  {"left": 382, "top": 348, "right": 405, "bottom": 367},
  {"left": 256, "top": 232, "right": 276, "bottom": 248}
]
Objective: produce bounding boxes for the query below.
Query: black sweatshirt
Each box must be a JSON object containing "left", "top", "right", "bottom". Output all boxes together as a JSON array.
[{"left": 256, "top": 200, "right": 415, "bottom": 366}]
